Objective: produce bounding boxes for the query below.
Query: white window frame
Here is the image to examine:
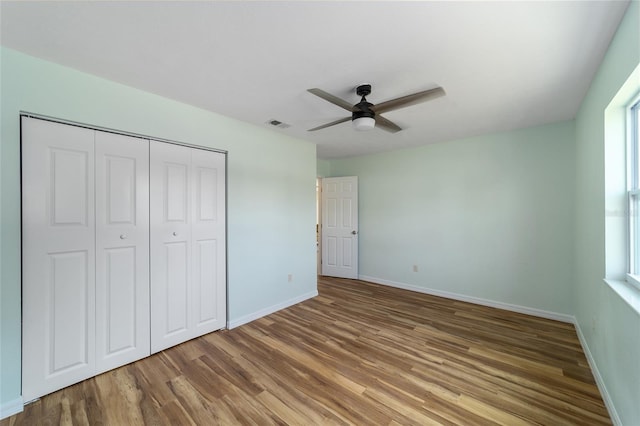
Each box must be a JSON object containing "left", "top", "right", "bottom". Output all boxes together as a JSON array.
[{"left": 626, "top": 96, "right": 640, "bottom": 290}]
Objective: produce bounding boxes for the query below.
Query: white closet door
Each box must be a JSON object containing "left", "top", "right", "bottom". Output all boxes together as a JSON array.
[
  {"left": 22, "top": 117, "right": 96, "bottom": 401},
  {"left": 150, "top": 142, "right": 226, "bottom": 353},
  {"left": 191, "top": 150, "right": 226, "bottom": 335},
  {"left": 150, "top": 142, "right": 193, "bottom": 353},
  {"left": 95, "top": 132, "right": 150, "bottom": 373}
]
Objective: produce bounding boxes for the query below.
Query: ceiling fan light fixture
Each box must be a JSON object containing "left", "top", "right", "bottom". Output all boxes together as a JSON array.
[
  {"left": 352, "top": 102, "right": 375, "bottom": 131},
  {"left": 352, "top": 116, "right": 375, "bottom": 131}
]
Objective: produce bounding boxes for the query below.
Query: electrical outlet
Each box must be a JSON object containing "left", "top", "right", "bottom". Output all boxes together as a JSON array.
[
  {"left": 412, "top": 265, "right": 418, "bottom": 272},
  {"left": 288, "top": 274, "right": 293, "bottom": 282}
]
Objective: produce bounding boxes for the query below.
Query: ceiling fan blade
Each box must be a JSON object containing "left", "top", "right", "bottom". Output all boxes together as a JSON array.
[
  {"left": 372, "top": 87, "right": 445, "bottom": 114},
  {"left": 308, "top": 88, "right": 353, "bottom": 112},
  {"left": 375, "top": 115, "right": 402, "bottom": 133},
  {"left": 307, "top": 116, "right": 351, "bottom": 132}
]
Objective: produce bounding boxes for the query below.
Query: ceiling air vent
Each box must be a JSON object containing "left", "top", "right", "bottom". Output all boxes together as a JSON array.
[{"left": 266, "top": 119, "right": 291, "bottom": 129}]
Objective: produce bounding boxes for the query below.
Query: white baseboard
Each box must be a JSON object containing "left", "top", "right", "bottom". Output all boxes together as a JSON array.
[
  {"left": 228, "top": 290, "right": 318, "bottom": 329},
  {"left": 0, "top": 397, "right": 23, "bottom": 420},
  {"left": 358, "top": 275, "right": 575, "bottom": 323},
  {"left": 573, "top": 320, "right": 621, "bottom": 425}
]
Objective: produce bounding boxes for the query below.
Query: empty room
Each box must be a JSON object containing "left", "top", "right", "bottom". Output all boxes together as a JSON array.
[{"left": 1, "top": 1, "right": 639, "bottom": 425}]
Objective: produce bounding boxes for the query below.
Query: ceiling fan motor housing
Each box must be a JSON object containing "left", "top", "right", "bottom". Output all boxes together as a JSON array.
[
  {"left": 352, "top": 102, "right": 374, "bottom": 119},
  {"left": 353, "top": 84, "right": 375, "bottom": 120}
]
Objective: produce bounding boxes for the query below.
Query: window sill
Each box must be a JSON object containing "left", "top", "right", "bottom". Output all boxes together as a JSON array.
[{"left": 603, "top": 278, "right": 640, "bottom": 316}]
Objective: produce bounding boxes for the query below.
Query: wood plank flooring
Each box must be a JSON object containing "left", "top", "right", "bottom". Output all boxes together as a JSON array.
[{"left": 3, "top": 277, "right": 610, "bottom": 425}]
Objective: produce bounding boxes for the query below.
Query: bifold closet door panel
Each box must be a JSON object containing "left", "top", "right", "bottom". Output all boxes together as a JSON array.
[
  {"left": 22, "top": 117, "right": 97, "bottom": 402},
  {"left": 95, "top": 132, "right": 150, "bottom": 374},
  {"left": 150, "top": 142, "right": 193, "bottom": 353},
  {"left": 150, "top": 142, "right": 227, "bottom": 353},
  {"left": 191, "top": 150, "right": 226, "bottom": 335}
]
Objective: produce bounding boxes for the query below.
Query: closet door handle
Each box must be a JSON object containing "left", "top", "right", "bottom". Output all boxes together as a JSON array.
[
  {"left": 120, "top": 234, "right": 127, "bottom": 240},
  {"left": 172, "top": 232, "right": 178, "bottom": 236}
]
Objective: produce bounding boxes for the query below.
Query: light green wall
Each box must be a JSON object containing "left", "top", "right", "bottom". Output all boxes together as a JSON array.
[
  {"left": 327, "top": 121, "right": 576, "bottom": 315},
  {"left": 316, "top": 159, "right": 331, "bottom": 177},
  {"left": 0, "top": 48, "right": 317, "bottom": 407},
  {"left": 574, "top": 0, "right": 640, "bottom": 423}
]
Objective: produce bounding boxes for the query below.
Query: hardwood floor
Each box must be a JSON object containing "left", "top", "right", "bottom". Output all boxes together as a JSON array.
[{"left": 3, "top": 277, "right": 610, "bottom": 425}]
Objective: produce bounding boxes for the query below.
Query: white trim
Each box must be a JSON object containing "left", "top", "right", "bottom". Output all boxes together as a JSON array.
[
  {"left": 0, "top": 397, "right": 23, "bottom": 420},
  {"left": 358, "top": 275, "right": 574, "bottom": 323},
  {"left": 625, "top": 273, "right": 640, "bottom": 292},
  {"left": 604, "top": 278, "right": 640, "bottom": 315},
  {"left": 573, "top": 318, "right": 622, "bottom": 425},
  {"left": 227, "top": 290, "right": 318, "bottom": 329}
]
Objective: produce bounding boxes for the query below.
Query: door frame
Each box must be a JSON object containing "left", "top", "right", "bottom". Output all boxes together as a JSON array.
[{"left": 317, "top": 178, "right": 322, "bottom": 276}]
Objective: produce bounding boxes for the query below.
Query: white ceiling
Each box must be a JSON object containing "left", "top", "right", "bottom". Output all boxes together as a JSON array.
[{"left": 0, "top": 1, "right": 630, "bottom": 159}]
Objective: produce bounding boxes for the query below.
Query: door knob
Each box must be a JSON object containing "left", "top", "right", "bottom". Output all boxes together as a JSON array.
[
  {"left": 119, "top": 234, "right": 127, "bottom": 240},
  {"left": 173, "top": 232, "right": 178, "bottom": 236},
  {"left": 351, "top": 230, "right": 358, "bottom": 235}
]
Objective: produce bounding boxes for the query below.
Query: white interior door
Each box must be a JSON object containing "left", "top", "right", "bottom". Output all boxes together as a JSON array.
[
  {"left": 22, "top": 117, "right": 97, "bottom": 401},
  {"left": 95, "top": 132, "right": 150, "bottom": 373},
  {"left": 150, "top": 142, "right": 192, "bottom": 353},
  {"left": 191, "top": 150, "right": 227, "bottom": 336},
  {"left": 321, "top": 176, "right": 358, "bottom": 279}
]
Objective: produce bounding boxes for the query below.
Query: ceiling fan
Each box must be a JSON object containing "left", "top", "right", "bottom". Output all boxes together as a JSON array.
[{"left": 307, "top": 84, "right": 445, "bottom": 133}]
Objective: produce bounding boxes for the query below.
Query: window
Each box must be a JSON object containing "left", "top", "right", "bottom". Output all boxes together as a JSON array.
[{"left": 627, "top": 98, "right": 640, "bottom": 289}]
